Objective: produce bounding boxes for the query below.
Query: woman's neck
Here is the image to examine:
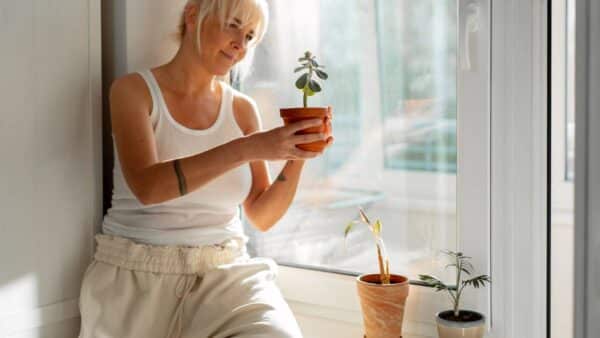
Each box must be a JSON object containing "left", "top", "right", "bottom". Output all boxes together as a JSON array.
[{"left": 161, "top": 44, "right": 219, "bottom": 97}]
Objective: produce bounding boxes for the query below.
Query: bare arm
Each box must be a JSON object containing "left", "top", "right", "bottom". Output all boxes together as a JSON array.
[
  {"left": 236, "top": 95, "right": 334, "bottom": 231},
  {"left": 110, "top": 74, "right": 328, "bottom": 206},
  {"left": 244, "top": 159, "right": 307, "bottom": 231}
]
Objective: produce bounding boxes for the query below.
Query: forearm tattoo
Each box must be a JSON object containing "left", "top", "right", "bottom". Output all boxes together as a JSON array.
[
  {"left": 276, "top": 172, "right": 287, "bottom": 182},
  {"left": 173, "top": 159, "right": 187, "bottom": 196}
]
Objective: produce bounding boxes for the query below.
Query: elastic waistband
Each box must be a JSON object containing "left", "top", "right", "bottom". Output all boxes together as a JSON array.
[{"left": 93, "top": 234, "right": 249, "bottom": 274}]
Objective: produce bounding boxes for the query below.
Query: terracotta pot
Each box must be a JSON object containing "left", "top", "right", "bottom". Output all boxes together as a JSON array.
[
  {"left": 356, "top": 273, "right": 410, "bottom": 338},
  {"left": 280, "top": 106, "right": 333, "bottom": 152},
  {"left": 436, "top": 310, "right": 485, "bottom": 338}
]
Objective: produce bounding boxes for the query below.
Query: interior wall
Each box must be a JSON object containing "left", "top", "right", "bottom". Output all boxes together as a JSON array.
[{"left": 0, "top": 0, "right": 102, "bottom": 336}]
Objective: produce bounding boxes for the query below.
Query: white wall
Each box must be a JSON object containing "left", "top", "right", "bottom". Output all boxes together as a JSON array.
[{"left": 0, "top": 0, "right": 102, "bottom": 336}]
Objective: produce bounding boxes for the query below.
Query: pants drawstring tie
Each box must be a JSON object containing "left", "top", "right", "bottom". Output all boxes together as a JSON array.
[{"left": 167, "top": 274, "right": 200, "bottom": 338}]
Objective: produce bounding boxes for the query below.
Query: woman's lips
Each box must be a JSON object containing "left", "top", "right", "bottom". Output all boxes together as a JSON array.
[{"left": 221, "top": 51, "right": 234, "bottom": 61}]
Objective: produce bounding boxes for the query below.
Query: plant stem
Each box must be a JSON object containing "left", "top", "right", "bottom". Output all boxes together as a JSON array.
[
  {"left": 376, "top": 245, "right": 387, "bottom": 284},
  {"left": 303, "top": 93, "right": 307, "bottom": 108},
  {"left": 454, "top": 255, "right": 462, "bottom": 317}
]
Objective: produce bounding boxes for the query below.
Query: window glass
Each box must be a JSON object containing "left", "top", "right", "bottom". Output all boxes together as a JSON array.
[{"left": 242, "top": 0, "right": 458, "bottom": 281}]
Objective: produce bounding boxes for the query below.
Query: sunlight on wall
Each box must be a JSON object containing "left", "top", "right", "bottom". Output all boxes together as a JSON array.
[
  {"left": 0, "top": 274, "right": 38, "bottom": 315},
  {"left": 0, "top": 273, "right": 40, "bottom": 334}
]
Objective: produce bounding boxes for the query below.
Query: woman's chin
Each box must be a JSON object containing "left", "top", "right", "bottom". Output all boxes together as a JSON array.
[{"left": 212, "top": 65, "right": 233, "bottom": 77}]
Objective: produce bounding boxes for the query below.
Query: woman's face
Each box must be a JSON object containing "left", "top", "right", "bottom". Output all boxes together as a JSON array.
[{"left": 191, "top": 12, "right": 257, "bottom": 75}]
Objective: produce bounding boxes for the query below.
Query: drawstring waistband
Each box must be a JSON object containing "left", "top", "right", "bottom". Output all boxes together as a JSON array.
[
  {"left": 93, "top": 233, "right": 248, "bottom": 274},
  {"left": 92, "top": 234, "right": 250, "bottom": 338}
]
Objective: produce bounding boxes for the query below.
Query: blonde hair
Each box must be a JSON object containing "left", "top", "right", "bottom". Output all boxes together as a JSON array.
[{"left": 176, "top": 0, "right": 269, "bottom": 80}]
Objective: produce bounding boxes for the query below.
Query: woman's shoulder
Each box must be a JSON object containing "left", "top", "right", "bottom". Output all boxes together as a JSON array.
[
  {"left": 228, "top": 84, "right": 262, "bottom": 135},
  {"left": 109, "top": 72, "right": 153, "bottom": 115},
  {"left": 111, "top": 71, "right": 149, "bottom": 96}
]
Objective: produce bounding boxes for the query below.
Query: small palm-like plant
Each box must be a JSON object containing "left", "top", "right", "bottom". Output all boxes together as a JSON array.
[
  {"left": 294, "top": 51, "right": 328, "bottom": 108},
  {"left": 344, "top": 208, "right": 390, "bottom": 284},
  {"left": 419, "top": 251, "right": 491, "bottom": 318}
]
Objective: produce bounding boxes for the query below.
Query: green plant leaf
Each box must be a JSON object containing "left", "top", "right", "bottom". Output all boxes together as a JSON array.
[
  {"left": 444, "top": 263, "right": 458, "bottom": 270},
  {"left": 418, "top": 274, "right": 448, "bottom": 291},
  {"left": 344, "top": 220, "right": 358, "bottom": 238},
  {"left": 310, "top": 59, "right": 319, "bottom": 67},
  {"left": 308, "top": 79, "right": 321, "bottom": 92},
  {"left": 462, "top": 275, "right": 491, "bottom": 289},
  {"left": 315, "top": 69, "right": 328, "bottom": 80},
  {"left": 295, "top": 73, "right": 308, "bottom": 90},
  {"left": 294, "top": 66, "right": 308, "bottom": 73}
]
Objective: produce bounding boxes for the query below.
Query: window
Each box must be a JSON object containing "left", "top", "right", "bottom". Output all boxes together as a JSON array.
[
  {"left": 551, "top": 0, "right": 575, "bottom": 337},
  {"left": 242, "top": 0, "right": 460, "bottom": 283}
]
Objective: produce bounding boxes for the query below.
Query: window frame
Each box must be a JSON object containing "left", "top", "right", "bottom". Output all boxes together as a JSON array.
[
  {"left": 551, "top": 0, "right": 574, "bottom": 216},
  {"left": 251, "top": 1, "right": 548, "bottom": 337},
  {"left": 268, "top": 0, "right": 492, "bottom": 335}
]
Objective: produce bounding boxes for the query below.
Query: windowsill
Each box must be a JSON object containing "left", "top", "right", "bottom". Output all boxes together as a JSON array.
[{"left": 276, "top": 265, "right": 448, "bottom": 338}]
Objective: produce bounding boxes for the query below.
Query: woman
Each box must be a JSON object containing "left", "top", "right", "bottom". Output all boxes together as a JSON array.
[{"left": 78, "top": 1, "right": 333, "bottom": 337}]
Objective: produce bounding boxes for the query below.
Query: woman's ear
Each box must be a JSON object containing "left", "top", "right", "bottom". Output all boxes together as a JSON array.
[{"left": 183, "top": 4, "right": 198, "bottom": 32}]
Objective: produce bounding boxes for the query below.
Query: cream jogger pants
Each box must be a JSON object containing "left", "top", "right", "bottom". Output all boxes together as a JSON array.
[{"left": 78, "top": 234, "right": 303, "bottom": 338}]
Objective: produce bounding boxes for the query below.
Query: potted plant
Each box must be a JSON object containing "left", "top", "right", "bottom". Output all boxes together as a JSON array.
[
  {"left": 418, "top": 251, "right": 491, "bottom": 338},
  {"left": 280, "top": 51, "right": 332, "bottom": 152},
  {"left": 344, "top": 208, "right": 410, "bottom": 338}
]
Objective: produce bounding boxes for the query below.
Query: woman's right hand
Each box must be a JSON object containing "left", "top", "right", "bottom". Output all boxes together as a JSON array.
[{"left": 245, "top": 118, "right": 330, "bottom": 161}]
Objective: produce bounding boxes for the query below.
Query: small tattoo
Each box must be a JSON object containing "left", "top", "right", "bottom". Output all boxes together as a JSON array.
[
  {"left": 173, "top": 159, "right": 187, "bottom": 196},
  {"left": 276, "top": 172, "right": 287, "bottom": 182}
]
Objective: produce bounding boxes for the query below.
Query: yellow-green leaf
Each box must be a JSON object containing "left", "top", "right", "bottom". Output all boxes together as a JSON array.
[
  {"left": 303, "top": 86, "right": 315, "bottom": 96},
  {"left": 373, "top": 220, "right": 382, "bottom": 236},
  {"left": 344, "top": 221, "right": 357, "bottom": 238}
]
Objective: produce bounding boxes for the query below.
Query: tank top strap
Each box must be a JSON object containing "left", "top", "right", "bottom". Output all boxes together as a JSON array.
[{"left": 137, "top": 69, "right": 161, "bottom": 127}]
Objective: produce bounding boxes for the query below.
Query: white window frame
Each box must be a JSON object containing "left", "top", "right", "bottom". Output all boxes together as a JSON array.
[
  {"left": 551, "top": 0, "right": 575, "bottom": 219},
  {"left": 275, "top": 1, "right": 548, "bottom": 337}
]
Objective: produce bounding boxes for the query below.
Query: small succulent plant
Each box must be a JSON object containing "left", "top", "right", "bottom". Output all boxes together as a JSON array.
[
  {"left": 294, "top": 51, "right": 328, "bottom": 108},
  {"left": 419, "top": 251, "right": 491, "bottom": 318},
  {"left": 344, "top": 208, "right": 391, "bottom": 284}
]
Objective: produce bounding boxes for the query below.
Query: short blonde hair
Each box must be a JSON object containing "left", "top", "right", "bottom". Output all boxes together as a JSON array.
[{"left": 177, "top": 0, "right": 269, "bottom": 80}]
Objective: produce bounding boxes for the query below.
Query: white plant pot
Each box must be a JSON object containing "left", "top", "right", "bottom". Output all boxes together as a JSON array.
[{"left": 436, "top": 310, "right": 485, "bottom": 338}]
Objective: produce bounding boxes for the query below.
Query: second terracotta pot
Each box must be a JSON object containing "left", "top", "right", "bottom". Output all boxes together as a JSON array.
[
  {"left": 280, "top": 106, "right": 332, "bottom": 152},
  {"left": 356, "top": 273, "right": 410, "bottom": 338}
]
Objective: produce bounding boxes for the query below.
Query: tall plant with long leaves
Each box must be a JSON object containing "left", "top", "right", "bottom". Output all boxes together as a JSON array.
[
  {"left": 419, "top": 251, "right": 491, "bottom": 318},
  {"left": 294, "top": 51, "right": 328, "bottom": 108},
  {"left": 344, "top": 208, "right": 391, "bottom": 284}
]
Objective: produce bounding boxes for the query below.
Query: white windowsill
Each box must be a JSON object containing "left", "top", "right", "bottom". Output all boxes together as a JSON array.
[{"left": 276, "top": 265, "right": 449, "bottom": 338}]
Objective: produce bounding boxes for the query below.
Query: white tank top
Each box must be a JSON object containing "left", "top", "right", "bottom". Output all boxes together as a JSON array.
[{"left": 102, "top": 69, "right": 253, "bottom": 247}]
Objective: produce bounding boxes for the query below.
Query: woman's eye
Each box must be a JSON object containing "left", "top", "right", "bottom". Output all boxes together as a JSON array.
[{"left": 245, "top": 34, "right": 254, "bottom": 42}]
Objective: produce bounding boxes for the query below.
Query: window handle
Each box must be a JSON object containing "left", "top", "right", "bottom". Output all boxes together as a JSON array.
[{"left": 462, "top": 1, "right": 481, "bottom": 71}]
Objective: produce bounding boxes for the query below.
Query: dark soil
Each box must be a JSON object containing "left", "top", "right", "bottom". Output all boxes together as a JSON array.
[
  {"left": 360, "top": 274, "right": 408, "bottom": 284},
  {"left": 439, "top": 310, "right": 483, "bottom": 323}
]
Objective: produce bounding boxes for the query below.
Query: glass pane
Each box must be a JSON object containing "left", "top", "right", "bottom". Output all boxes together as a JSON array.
[
  {"left": 242, "top": 0, "right": 458, "bottom": 282},
  {"left": 551, "top": 0, "right": 574, "bottom": 337}
]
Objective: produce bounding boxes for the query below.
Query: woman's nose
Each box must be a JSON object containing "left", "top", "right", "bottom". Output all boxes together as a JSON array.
[{"left": 231, "top": 34, "right": 246, "bottom": 50}]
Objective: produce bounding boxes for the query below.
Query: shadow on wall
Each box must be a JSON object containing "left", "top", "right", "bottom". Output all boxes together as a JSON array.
[{"left": 101, "top": 0, "right": 186, "bottom": 216}]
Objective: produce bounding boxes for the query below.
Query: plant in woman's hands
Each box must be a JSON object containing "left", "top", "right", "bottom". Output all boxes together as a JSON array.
[
  {"left": 344, "top": 208, "right": 391, "bottom": 284},
  {"left": 294, "top": 51, "right": 328, "bottom": 108}
]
